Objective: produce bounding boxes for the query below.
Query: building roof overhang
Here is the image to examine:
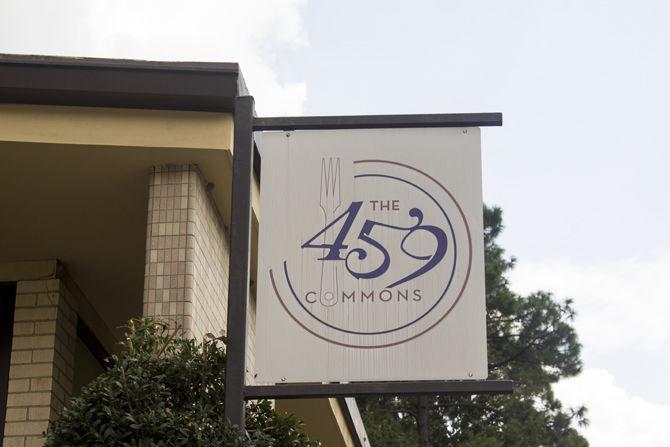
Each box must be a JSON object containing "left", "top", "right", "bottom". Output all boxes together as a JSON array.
[{"left": 0, "top": 53, "right": 247, "bottom": 112}]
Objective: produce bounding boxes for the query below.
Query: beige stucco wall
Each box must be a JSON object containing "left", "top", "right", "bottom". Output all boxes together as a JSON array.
[{"left": 0, "top": 104, "right": 234, "bottom": 151}]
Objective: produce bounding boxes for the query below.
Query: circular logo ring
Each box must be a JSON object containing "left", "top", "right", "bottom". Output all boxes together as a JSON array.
[{"left": 269, "top": 159, "right": 473, "bottom": 348}]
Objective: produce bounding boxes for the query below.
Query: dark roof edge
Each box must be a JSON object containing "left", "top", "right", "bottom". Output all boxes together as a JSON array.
[
  {"left": 0, "top": 53, "right": 247, "bottom": 112},
  {"left": 0, "top": 53, "right": 241, "bottom": 73}
]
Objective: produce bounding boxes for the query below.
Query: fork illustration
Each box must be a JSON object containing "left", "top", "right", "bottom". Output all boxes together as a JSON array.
[{"left": 318, "top": 158, "right": 342, "bottom": 307}]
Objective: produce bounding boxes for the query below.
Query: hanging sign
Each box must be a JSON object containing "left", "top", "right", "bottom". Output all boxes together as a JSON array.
[{"left": 255, "top": 127, "right": 487, "bottom": 383}]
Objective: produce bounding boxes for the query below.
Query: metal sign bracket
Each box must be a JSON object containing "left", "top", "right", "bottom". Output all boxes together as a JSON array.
[{"left": 223, "top": 96, "right": 509, "bottom": 432}]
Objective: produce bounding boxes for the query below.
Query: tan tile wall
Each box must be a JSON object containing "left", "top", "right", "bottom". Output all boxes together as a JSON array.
[
  {"left": 143, "top": 165, "right": 193, "bottom": 333},
  {"left": 142, "top": 164, "right": 256, "bottom": 384},
  {"left": 2, "top": 279, "right": 77, "bottom": 447},
  {"left": 143, "top": 164, "right": 228, "bottom": 339},
  {"left": 189, "top": 167, "right": 229, "bottom": 340}
]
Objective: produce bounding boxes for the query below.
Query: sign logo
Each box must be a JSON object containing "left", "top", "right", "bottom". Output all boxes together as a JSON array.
[{"left": 268, "top": 158, "right": 473, "bottom": 348}]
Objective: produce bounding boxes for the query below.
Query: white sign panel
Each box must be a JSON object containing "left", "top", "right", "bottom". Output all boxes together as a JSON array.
[{"left": 255, "top": 128, "right": 487, "bottom": 383}]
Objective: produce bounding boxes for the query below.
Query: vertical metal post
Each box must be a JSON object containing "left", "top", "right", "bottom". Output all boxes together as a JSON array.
[{"left": 224, "top": 95, "right": 255, "bottom": 432}]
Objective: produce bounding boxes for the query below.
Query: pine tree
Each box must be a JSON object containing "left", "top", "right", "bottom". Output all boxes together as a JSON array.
[{"left": 360, "top": 206, "right": 588, "bottom": 446}]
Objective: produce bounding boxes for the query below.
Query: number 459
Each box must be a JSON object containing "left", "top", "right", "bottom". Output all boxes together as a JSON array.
[{"left": 301, "top": 201, "right": 448, "bottom": 288}]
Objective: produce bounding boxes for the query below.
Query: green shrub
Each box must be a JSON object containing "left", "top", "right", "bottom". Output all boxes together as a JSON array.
[{"left": 45, "top": 319, "right": 318, "bottom": 447}]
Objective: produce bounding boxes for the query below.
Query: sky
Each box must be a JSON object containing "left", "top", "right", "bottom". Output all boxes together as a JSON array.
[{"left": 2, "top": 0, "right": 669, "bottom": 444}]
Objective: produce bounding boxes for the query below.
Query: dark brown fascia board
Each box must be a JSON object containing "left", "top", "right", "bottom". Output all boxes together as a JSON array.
[{"left": 0, "top": 53, "right": 247, "bottom": 112}]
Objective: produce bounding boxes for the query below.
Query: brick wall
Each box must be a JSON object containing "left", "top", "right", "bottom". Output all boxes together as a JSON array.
[{"left": 2, "top": 279, "right": 77, "bottom": 447}]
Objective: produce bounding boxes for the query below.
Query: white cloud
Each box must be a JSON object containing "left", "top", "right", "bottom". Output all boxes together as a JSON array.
[
  {"left": 555, "top": 368, "right": 670, "bottom": 446},
  {"left": 510, "top": 253, "right": 670, "bottom": 444},
  {"left": 508, "top": 252, "right": 670, "bottom": 355},
  {"left": 0, "top": 0, "right": 308, "bottom": 115}
]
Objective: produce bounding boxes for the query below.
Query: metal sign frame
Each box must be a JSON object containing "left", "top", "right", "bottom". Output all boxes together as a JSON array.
[{"left": 223, "top": 95, "right": 512, "bottom": 431}]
